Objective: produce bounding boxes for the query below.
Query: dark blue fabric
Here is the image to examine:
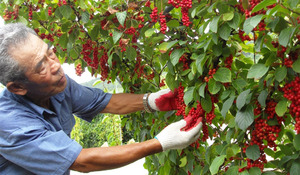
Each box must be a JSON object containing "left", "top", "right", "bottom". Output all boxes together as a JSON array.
[{"left": 0, "top": 75, "right": 112, "bottom": 175}]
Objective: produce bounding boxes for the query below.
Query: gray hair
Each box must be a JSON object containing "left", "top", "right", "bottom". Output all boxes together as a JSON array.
[{"left": 0, "top": 23, "right": 38, "bottom": 85}]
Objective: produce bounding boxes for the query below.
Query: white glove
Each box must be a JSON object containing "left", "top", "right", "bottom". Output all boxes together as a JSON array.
[
  {"left": 148, "top": 89, "right": 177, "bottom": 111},
  {"left": 155, "top": 117, "right": 202, "bottom": 151}
]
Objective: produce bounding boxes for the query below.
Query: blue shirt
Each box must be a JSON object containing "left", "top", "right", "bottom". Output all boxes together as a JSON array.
[{"left": 0, "top": 76, "right": 112, "bottom": 175}]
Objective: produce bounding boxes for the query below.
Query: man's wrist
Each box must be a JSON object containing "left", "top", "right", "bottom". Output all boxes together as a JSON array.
[{"left": 143, "top": 93, "right": 155, "bottom": 113}]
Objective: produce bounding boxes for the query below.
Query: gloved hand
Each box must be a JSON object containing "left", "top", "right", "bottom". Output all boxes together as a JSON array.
[
  {"left": 155, "top": 115, "right": 202, "bottom": 151},
  {"left": 148, "top": 89, "right": 178, "bottom": 111}
]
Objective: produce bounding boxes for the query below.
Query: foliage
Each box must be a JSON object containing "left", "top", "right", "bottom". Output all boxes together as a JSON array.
[
  {"left": 1, "top": 0, "right": 300, "bottom": 174},
  {"left": 71, "top": 114, "right": 122, "bottom": 148}
]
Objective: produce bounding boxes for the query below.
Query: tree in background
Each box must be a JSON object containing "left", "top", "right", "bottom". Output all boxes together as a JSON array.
[{"left": 1, "top": 0, "right": 300, "bottom": 174}]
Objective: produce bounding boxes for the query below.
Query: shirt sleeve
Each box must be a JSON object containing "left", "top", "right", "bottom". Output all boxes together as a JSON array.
[
  {"left": 0, "top": 114, "right": 82, "bottom": 175},
  {"left": 66, "top": 76, "right": 112, "bottom": 122}
]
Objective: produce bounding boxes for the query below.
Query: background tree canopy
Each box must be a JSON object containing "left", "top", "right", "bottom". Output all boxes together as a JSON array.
[{"left": 1, "top": 0, "right": 300, "bottom": 174}]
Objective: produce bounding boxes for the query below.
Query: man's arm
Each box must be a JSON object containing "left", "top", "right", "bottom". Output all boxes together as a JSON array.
[
  {"left": 101, "top": 93, "right": 144, "bottom": 114},
  {"left": 101, "top": 89, "right": 178, "bottom": 114},
  {"left": 69, "top": 139, "right": 162, "bottom": 172},
  {"left": 69, "top": 116, "right": 202, "bottom": 173}
]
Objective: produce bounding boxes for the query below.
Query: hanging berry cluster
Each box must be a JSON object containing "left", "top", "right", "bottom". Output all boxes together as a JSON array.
[
  {"left": 80, "top": 39, "right": 99, "bottom": 70},
  {"left": 236, "top": 0, "right": 276, "bottom": 31},
  {"left": 168, "top": 0, "right": 192, "bottom": 26},
  {"left": 282, "top": 77, "right": 300, "bottom": 134},
  {"left": 174, "top": 84, "right": 217, "bottom": 144},
  {"left": 240, "top": 101, "right": 285, "bottom": 171}
]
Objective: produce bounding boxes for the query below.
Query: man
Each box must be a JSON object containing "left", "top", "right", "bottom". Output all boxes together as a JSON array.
[{"left": 0, "top": 23, "right": 202, "bottom": 174}]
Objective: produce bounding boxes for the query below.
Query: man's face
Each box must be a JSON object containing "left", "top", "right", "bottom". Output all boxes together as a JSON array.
[{"left": 10, "top": 34, "right": 67, "bottom": 99}]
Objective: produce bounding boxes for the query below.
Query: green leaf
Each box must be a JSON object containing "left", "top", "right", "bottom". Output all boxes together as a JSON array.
[
  {"left": 252, "top": 0, "right": 276, "bottom": 13},
  {"left": 290, "top": 161, "right": 300, "bottom": 175},
  {"left": 249, "top": 167, "right": 262, "bottom": 175},
  {"left": 250, "top": 14, "right": 264, "bottom": 28},
  {"left": 167, "top": 20, "right": 180, "bottom": 28},
  {"left": 165, "top": 73, "right": 176, "bottom": 90},
  {"left": 199, "top": 83, "right": 206, "bottom": 98},
  {"left": 223, "top": 12, "right": 234, "bottom": 21},
  {"left": 275, "top": 66, "right": 287, "bottom": 82},
  {"left": 59, "top": 33, "right": 68, "bottom": 48},
  {"left": 246, "top": 144, "right": 260, "bottom": 161},
  {"left": 232, "top": 78, "right": 247, "bottom": 92},
  {"left": 235, "top": 105, "right": 254, "bottom": 131},
  {"left": 258, "top": 90, "right": 268, "bottom": 107},
  {"left": 184, "top": 87, "right": 195, "bottom": 105},
  {"left": 196, "top": 53, "right": 206, "bottom": 75},
  {"left": 126, "top": 47, "right": 137, "bottom": 60},
  {"left": 212, "top": 44, "right": 222, "bottom": 57},
  {"left": 209, "top": 155, "right": 226, "bottom": 175},
  {"left": 170, "top": 49, "right": 185, "bottom": 66},
  {"left": 247, "top": 64, "right": 269, "bottom": 79},
  {"left": 278, "top": 27, "right": 294, "bottom": 47},
  {"left": 59, "top": 5, "right": 73, "bottom": 19},
  {"left": 293, "top": 58, "right": 300, "bottom": 73},
  {"left": 213, "top": 67, "right": 231, "bottom": 83},
  {"left": 287, "top": 0, "right": 300, "bottom": 9},
  {"left": 221, "top": 96, "right": 235, "bottom": 117},
  {"left": 112, "top": 31, "right": 122, "bottom": 44},
  {"left": 145, "top": 28, "right": 156, "bottom": 38},
  {"left": 208, "top": 78, "right": 221, "bottom": 95},
  {"left": 81, "top": 11, "right": 90, "bottom": 23},
  {"left": 236, "top": 89, "right": 251, "bottom": 110},
  {"left": 293, "top": 134, "right": 300, "bottom": 151},
  {"left": 116, "top": 11, "right": 127, "bottom": 27},
  {"left": 179, "top": 156, "right": 187, "bottom": 167},
  {"left": 166, "top": 40, "right": 178, "bottom": 50},
  {"left": 243, "top": 18, "right": 254, "bottom": 34},
  {"left": 210, "top": 16, "right": 221, "bottom": 33},
  {"left": 201, "top": 93, "right": 212, "bottom": 113},
  {"left": 225, "top": 166, "right": 239, "bottom": 175},
  {"left": 275, "top": 100, "right": 288, "bottom": 116},
  {"left": 90, "top": 25, "right": 100, "bottom": 41},
  {"left": 219, "top": 23, "right": 231, "bottom": 40},
  {"left": 228, "top": 12, "right": 240, "bottom": 29}
]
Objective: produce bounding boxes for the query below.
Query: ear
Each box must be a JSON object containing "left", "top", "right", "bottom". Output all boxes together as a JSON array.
[{"left": 6, "top": 82, "right": 27, "bottom": 96}]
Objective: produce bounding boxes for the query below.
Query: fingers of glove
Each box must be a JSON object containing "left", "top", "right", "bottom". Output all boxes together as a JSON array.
[
  {"left": 183, "top": 115, "right": 193, "bottom": 129},
  {"left": 182, "top": 122, "right": 202, "bottom": 139},
  {"left": 172, "top": 119, "right": 188, "bottom": 130}
]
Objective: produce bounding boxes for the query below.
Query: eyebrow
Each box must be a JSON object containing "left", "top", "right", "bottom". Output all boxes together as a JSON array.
[{"left": 34, "top": 43, "right": 52, "bottom": 72}]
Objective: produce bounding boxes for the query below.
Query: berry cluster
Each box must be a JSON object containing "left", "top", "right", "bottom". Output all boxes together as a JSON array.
[
  {"left": 174, "top": 84, "right": 217, "bottom": 143},
  {"left": 282, "top": 77, "right": 300, "bottom": 133},
  {"left": 145, "top": 0, "right": 151, "bottom": 7},
  {"left": 3, "top": 5, "right": 19, "bottom": 21},
  {"left": 99, "top": 47, "right": 109, "bottom": 81},
  {"left": 150, "top": 7, "right": 158, "bottom": 23},
  {"left": 204, "top": 68, "right": 217, "bottom": 82},
  {"left": 125, "top": 26, "right": 136, "bottom": 35},
  {"left": 28, "top": 5, "right": 33, "bottom": 20},
  {"left": 133, "top": 57, "right": 145, "bottom": 78},
  {"left": 175, "top": 84, "right": 186, "bottom": 116},
  {"left": 80, "top": 39, "right": 99, "bottom": 70},
  {"left": 48, "top": 7, "right": 53, "bottom": 16},
  {"left": 179, "top": 54, "right": 190, "bottom": 70},
  {"left": 224, "top": 55, "right": 233, "bottom": 69},
  {"left": 238, "top": 30, "right": 251, "bottom": 42},
  {"left": 159, "top": 12, "right": 167, "bottom": 34},
  {"left": 75, "top": 63, "right": 83, "bottom": 76},
  {"left": 159, "top": 79, "right": 166, "bottom": 87},
  {"left": 241, "top": 100, "right": 284, "bottom": 171},
  {"left": 119, "top": 38, "right": 129, "bottom": 52},
  {"left": 168, "top": 0, "right": 192, "bottom": 26}
]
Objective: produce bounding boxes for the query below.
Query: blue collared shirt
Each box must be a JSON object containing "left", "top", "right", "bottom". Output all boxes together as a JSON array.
[{"left": 0, "top": 76, "right": 112, "bottom": 175}]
